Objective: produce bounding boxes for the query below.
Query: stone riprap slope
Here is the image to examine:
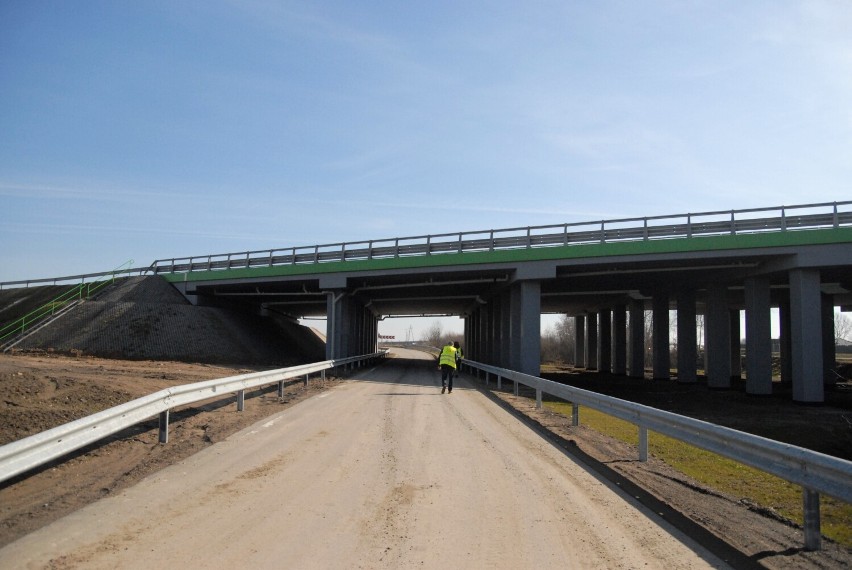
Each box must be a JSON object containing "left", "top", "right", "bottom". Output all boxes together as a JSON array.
[{"left": 3, "top": 276, "right": 325, "bottom": 365}]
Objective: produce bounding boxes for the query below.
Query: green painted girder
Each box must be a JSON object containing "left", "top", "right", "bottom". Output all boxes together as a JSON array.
[{"left": 161, "top": 227, "right": 852, "bottom": 284}]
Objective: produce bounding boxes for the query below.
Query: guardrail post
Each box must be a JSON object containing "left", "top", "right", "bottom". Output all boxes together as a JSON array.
[
  {"left": 497, "top": 374, "right": 502, "bottom": 390},
  {"left": 639, "top": 427, "right": 648, "bottom": 462},
  {"left": 572, "top": 403, "right": 579, "bottom": 426},
  {"left": 803, "top": 489, "right": 821, "bottom": 551},
  {"left": 304, "top": 374, "right": 309, "bottom": 387},
  {"left": 513, "top": 379, "right": 519, "bottom": 396},
  {"left": 159, "top": 410, "right": 170, "bottom": 443},
  {"left": 237, "top": 390, "right": 245, "bottom": 411},
  {"left": 321, "top": 370, "right": 326, "bottom": 381},
  {"left": 278, "top": 380, "right": 285, "bottom": 398},
  {"left": 535, "top": 388, "right": 542, "bottom": 409},
  {"left": 484, "top": 371, "right": 489, "bottom": 387}
]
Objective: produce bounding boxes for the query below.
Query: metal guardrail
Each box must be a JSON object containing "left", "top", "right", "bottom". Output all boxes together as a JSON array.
[
  {"left": 0, "top": 264, "right": 151, "bottom": 290},
  {"left": 460, "top": 359, "right": 852, "bottom": 552},
  {"left": 0, "top": 260, "right": 140, "bottom": 349},
  {"left": 151, "top": 201, "right": 852, "bottom": 274},
  {"left": 0, "top": 351, "right": 387, "bottom": 486}
]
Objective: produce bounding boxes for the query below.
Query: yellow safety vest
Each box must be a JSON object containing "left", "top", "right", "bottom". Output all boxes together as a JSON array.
[{"left": 439, "top": 345, "right": 457, "bottom": 368}]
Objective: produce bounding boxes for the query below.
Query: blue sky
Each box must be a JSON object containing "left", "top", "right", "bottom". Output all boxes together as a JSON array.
[{"left": 2, "top": 1, "right": 851, "bottom": 338}]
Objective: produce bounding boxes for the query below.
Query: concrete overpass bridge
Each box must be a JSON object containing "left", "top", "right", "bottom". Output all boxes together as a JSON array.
[{"left": 153, "top": 201, "right": 852, "bottom": 404}]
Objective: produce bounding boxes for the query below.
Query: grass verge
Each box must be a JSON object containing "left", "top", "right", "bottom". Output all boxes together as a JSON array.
[{"left": 544, "top": 400, "right": 852, "bottom": 547}]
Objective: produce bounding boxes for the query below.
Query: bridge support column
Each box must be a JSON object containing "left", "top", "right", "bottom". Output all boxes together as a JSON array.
[
  {"left": 652, "top": 294, "right": 670, "bottom": 380},
  {"left": 483, "top": 301, "right": 495, "bottom": 365},
  {"left": 598, "top": 309, "right": 612, "bottom": 373},
  {"left": 676, "top": 290, "right": 697, "bottom": 383},
  {"left": 488, "top": 296, "right": 502, "bottom": 367},
  {"left": 510, "top": 280, "right": 541, "bottom": 376},
  {"left": 730, "top": 310, "right": 742, "bottom": 379},
  {"left": 574, "top": 315, "right": 586, "bottom": 368},
  {"left": 778, "top": 297, "right": 793, "bottom": 384},
  {"left": 463, "top": 316, "right": 471, "bottom": 361},
  {"left": 326, "top": 292, "right": 372, "bottom": 360},
  {"left": 326, "top": 291, "right": 347, "bottom": 360},
  {"left": 628, "top": 300, "right": 645, "bottom": 378},
  {"left": 364, "top": 307, "right": 377, "bottom": 355},
  {"left": 705, "top": 284, "right": 732, "bottom": 389},
  {"left": 468, "top": 309, "right": 479, "bottom": 361},
  {"left": 585, "top": 312, "right": 598, "bottom": 371},
  {"left": 789, "top": 269, "right": 824, "bottom": 403},
  {"left": 822, "top": 294, "right": 836, "bottom": 387},
  {"left": 745, "top": 276, "right": 772, "bottom": 395},
  {"left": 612, "top": 304, "right": 627, "bottom": 375},
  {"left": 500, "top": 292, "right": 511, "bottom": 368}
]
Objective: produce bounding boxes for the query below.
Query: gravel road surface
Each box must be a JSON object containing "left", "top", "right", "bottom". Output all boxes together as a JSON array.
[{"left": 0, "top": 349, "right": 729, "bottom": 569}]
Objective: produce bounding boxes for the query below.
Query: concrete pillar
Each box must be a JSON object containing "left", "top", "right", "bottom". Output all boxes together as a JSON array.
[
  {"left": 481, "top": 301, "right": 491, "bottom": 366},
  {"left": 789, "top": 269, "right": 824, "bottom": 402},
  {"left": 467, "top": 313, "right": 473, "bottom": 359},
  {"left": 481, "top": 303, "right": 492, "bottom": 364},
  {"left": 509, "top": 287, "right": 522, "bottom": 370},
  {"left": 745, "top": 277, "right": 772, "bottom": 395},
  {"left": 822, "top": 294, "right": 836, "bottom": 385},
  {"left": 676, "top": 290, "right": 697, "bottom": 383},
  {"left": 730, "top": 310, "right": 742, "bottom": 379},
  {"left": 516, "top": 280, "right": 541, "bottom": 376},
  {"left": 779, "top": 297, "right": 793, "bottom": 384},
  {"left": 598, "top": 309, "right": 612, "bottom": 373},
  {"left": 488, "top": 296, "right": 500, "bottom": 367},
  {"left": 363, "top": 310, "right": 370, "bottom": 354},
  {"left": 574, "top": 315, "right": 586, "bottom": 368},
  {"left": 471, "top": 309, "right": 481, "bottom": 362},
  {"left": 612, "top": 304, "right": 627, "bottom": 375},
  {"left": 652, "top": 294, "right": 670, "bottom": 380},
  {"left": 585, "top": 312, "right": 598, "bottom": 371},
  {"left": 628, "top": 299, "right": 645, "bottom": 378},
  {"left": 326, "top": 291, "right": 348, "bottom": 360},
  {"left": 500, "top": 292, "right": 512, "bottom": 368},
  {"left": 705, "top": 284, "right": 731, "bottom": 389}
]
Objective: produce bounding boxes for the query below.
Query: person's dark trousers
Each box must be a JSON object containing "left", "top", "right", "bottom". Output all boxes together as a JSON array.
[{"left": 441, "top": 364, "right": 455, "bottom": 391}]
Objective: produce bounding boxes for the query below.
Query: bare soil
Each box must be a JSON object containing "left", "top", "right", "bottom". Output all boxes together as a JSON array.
[{"left": 0, "top": 352, "right": 850, "bottom": 569}]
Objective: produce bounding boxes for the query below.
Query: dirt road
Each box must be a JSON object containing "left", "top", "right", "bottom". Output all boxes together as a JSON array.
[{"left": 0, "top": 349, "right": 727, "bottom": 569}]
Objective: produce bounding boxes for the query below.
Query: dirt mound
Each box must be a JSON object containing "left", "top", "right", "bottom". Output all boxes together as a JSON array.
[{"left": 5, "top": 276, "right": 325, "bottom": 365}]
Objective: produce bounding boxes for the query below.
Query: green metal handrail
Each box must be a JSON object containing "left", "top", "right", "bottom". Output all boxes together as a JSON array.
[{"left": 0, "top": 260, "right": 134, "bottom": 346}]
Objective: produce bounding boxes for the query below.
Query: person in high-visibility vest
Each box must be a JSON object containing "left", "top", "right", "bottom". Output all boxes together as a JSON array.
[
  {"left": 438, "top": 341, "right": 457, "bottom": 394},
  {"left": 453, "top": 341, "right": 463, "bottom": 371}
]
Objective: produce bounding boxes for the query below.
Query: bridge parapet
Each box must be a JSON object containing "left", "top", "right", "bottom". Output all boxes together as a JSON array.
[{"left": 151, "top": 201, "right": 852, "bottom": 276}]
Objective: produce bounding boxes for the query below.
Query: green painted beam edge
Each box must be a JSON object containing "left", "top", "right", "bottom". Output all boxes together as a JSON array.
[{"left": 161, "top": 227, "right": 852, "bottom": 284}]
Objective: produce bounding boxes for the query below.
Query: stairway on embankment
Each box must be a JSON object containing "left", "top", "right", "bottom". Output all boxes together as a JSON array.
[{"left": 0, "top": 276, "right": 325, "bottom": 365}]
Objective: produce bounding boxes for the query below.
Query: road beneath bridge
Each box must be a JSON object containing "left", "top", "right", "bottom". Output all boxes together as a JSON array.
[{"left": 1, "top": 349, "right": 727, "bottom": 569}]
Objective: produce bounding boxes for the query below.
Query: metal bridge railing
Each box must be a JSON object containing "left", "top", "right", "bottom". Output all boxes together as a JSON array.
[
  {"left": 0, "top": 262, "right": 150, "bottom": 290},
  {"left": 460, "top": 359, "right": 852, "bottom": 552},
  {"left": 150, "top": 200, "right": 852, "bottom": 275},
  {"left": 0, "top": 260, "right": 138, "bottom": 349}
]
